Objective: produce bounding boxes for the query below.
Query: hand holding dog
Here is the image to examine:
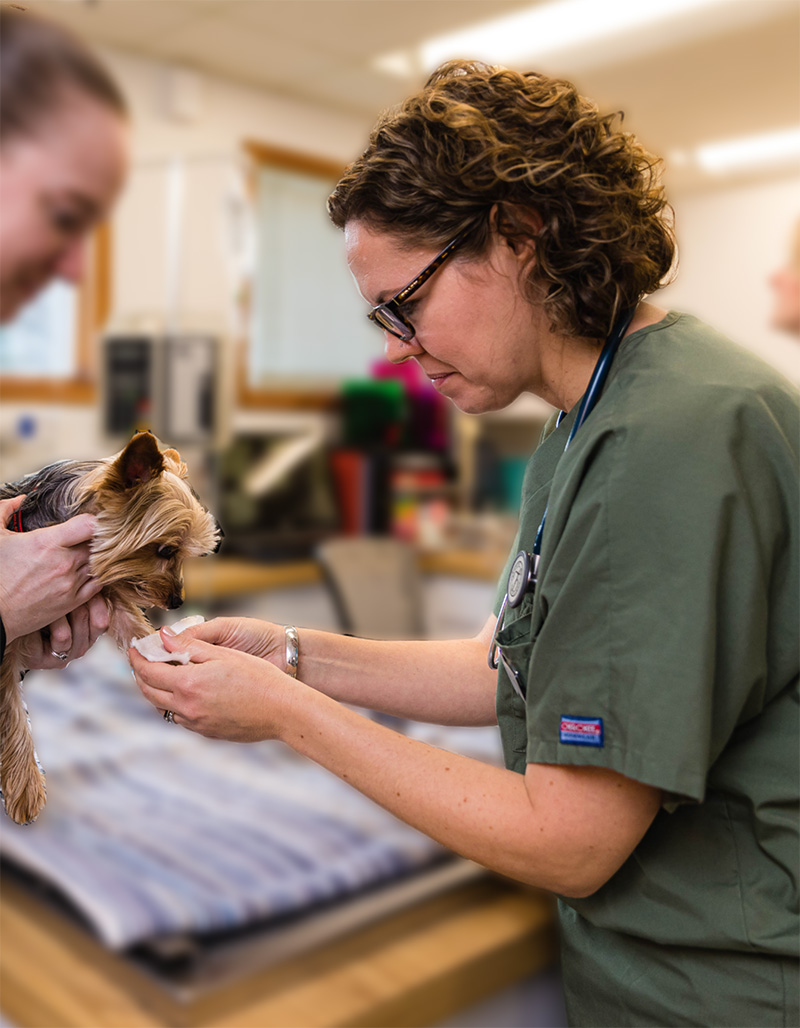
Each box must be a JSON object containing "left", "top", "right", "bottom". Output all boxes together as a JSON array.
[
  {"left": 130, "top": 626, "right": 297, "bottom": 742},
  {"left": 0, "top": 496, "right": 103, "bottom": 644},
  {"left": 15, "top": 595, "right": 110, "bottom": 670}
]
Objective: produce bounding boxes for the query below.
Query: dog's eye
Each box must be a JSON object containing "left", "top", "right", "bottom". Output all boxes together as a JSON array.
[{"left": 156, "top": 544, "right": 178, "bottom": 560}]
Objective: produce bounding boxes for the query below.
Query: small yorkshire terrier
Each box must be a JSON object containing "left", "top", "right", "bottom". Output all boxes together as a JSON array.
[{"left": 0, "top": 431, "right": 220, "bottom": 825}]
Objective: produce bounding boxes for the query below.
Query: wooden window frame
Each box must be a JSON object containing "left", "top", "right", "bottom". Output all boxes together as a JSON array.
[
  {"left": 236, "top": 140, "right": 345, "bottom": 413},
  {"left": 0, "top": 223, "right": 111, "bottom": 405}
]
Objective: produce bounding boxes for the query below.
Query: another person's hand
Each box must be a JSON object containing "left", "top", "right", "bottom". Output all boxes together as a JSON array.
[
  {"left": 129, "top": 630, "right": 296, "bottom": 742},
  {"left": 0, "top": 496, "right": 102, "bottom": 643},
  {"left": 15, "top": 594, "right": 110, "bottom": 670},
  {"left": 164, "top": 616, "right": 286, "bottom": 667}
]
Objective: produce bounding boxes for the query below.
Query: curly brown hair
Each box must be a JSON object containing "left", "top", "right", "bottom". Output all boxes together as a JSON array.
[{"left": 328, "top": 60, "right": 675, "bottom": 340}]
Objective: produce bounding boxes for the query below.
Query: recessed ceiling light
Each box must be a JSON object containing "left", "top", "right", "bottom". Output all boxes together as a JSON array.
[
  {"left": 374, "top": 0, "right": 730, "bottom": 77},
  {"left": 695, "top": 126, "right": 800, "bottom": 174}
]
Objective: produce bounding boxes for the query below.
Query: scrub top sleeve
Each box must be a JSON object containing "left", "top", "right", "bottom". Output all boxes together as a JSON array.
[{"left": 523, "top": 405, "right": 790, "bottom": 804}]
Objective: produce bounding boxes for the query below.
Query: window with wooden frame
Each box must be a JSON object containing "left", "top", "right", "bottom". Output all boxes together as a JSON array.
[
  {"left": 0, "top": 224, "right": 111, "bottom": 404},
  {"left": 238, "top": 141, "right": 380, "bottom": 411}
]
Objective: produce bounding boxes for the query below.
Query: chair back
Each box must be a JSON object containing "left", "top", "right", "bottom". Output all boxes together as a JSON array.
[{"left": 316, "top": 536, "right": 425, "bottom": 639}]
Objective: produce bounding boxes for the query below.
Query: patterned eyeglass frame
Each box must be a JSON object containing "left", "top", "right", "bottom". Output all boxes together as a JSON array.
[{"left": 367, "top": 230, "right": 471, "bottom": 341}]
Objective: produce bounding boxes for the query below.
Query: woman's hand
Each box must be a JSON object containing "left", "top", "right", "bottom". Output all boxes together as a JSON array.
[
  {"left": 129, "top": 629, "right": 297, "bottom": 742},
  {"left": 162, "top": 616, "right": 287, "bottom": 667},
  {"left": 16, "top": 594, "right": 110, "bottom": 670},
  {"left": 0, "top": 496, "right": 102, "bottom": 643}
]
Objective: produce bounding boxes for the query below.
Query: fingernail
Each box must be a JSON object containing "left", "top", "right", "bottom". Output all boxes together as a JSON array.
[{"left": 161, "top": 626, "right": 176, "bottom": 637}]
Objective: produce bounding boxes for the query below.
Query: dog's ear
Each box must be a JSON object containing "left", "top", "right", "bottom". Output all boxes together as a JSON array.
[
  {"left": 112, "top": 432, "right": 165, "bottom": 490},
  {"left": 162, "top": 447, "right": 188, "bottom": 479}
]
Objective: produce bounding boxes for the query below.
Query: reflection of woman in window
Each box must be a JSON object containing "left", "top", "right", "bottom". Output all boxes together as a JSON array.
[
  {"left": 770, "top": 218, "right": 800, "bottom": 338},
  {"left": 0, "top": 6, "right": 129, "bottom": 671}
]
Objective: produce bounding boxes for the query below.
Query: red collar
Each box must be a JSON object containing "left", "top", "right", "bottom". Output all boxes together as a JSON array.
[{"left": 9, "top": 509, "right": 24, "bottom": 532}]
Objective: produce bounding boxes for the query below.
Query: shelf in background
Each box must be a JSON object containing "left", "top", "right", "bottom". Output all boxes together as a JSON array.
[
  {"left": 184, "top": 547, "right": 508, "bottom": 603},
  {"left": 183, "top": 556, "right": 322, "bottom": 601}
]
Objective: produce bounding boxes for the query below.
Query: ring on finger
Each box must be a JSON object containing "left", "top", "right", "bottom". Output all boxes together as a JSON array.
[
  {"left": 51, "top": 650, "right": 69, "bottom": 661},
  {"left": 163, "top": 709, "right": 176, "bottom": 724}
]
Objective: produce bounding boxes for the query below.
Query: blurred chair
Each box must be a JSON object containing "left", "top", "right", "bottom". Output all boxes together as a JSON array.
[{"left": 315, "top": 536, "right": 425, "bottom": 640}]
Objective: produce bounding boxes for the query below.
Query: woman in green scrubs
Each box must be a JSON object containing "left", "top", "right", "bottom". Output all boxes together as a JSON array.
[{"left": 132, "top": 61, "right": 799, "bottom": 1027}]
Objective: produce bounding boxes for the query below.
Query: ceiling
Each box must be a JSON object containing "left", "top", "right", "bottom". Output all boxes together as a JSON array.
[{"left": 26, "top": 0, "right": 800, "bottom": 188}]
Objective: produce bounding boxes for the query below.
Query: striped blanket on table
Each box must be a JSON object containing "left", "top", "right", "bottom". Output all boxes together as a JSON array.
[{"left": 0, "top": 637, "right": 501, "bottom": 950}]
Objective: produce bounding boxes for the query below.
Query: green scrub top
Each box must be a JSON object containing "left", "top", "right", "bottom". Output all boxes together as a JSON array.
[{"left": 493, "top": 313, "right": 799, "bottom": 1027}]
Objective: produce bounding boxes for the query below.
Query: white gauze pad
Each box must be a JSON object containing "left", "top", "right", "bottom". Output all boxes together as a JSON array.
[{"left": 131, "top": 615, "right": 205, "bottom": 664}]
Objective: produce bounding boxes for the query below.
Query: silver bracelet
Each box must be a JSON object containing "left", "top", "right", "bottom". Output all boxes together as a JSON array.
[{"left": 284, "top": 625, "right": 299, "bottom": 679}]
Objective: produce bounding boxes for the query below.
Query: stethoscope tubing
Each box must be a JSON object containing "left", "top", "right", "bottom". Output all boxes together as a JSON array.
[
  {"left": 489, "top": 304, "right": 638, "bottom": 677},
  {"left": 532, "top": 305, "right": 637, "bottom": 556}
]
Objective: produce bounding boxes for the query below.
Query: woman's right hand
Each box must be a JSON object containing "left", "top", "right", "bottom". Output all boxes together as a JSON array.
[
  {"left": 0, "top": 496, "right": 102, "bottom": 644},
  {"left": 170, "top": 617, "right": 286, "bottom": 668}
]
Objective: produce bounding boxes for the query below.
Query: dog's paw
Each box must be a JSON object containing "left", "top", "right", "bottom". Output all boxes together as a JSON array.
[
  {"left": 2, "top": 768, "right": 47, "bottom": 825},
  {"left": 130, "top": 614, "right": 205, "bottom": 664}
]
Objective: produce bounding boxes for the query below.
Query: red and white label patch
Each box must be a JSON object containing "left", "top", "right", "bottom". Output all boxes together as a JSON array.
[{"left": 560, "top": 716, "right": 604, "bottom": 747}]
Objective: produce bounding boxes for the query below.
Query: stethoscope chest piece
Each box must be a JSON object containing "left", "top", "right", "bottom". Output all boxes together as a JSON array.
[
  {"left": 507, "top": 549, "right": 538, "bottom": 609},
  {"left": 488, "top": 548, "right": 539, "bottom": 675}
]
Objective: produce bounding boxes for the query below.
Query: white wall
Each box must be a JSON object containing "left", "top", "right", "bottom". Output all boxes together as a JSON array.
[
  {"left": 106, "top": 47, "right": 368, "bottom": 167},
  {"left": 659, "top": 173, "right": 799, "bottom": 385},
  {"left": 104, "top": 46, "right": 369, "bottom": 336}
]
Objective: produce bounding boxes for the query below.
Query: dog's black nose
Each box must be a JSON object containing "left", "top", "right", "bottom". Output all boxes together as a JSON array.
[{"left": 168, "top": 593, "right": 184, "bottom": 610}]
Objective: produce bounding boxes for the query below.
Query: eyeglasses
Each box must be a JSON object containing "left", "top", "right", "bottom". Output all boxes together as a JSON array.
[{"left": 367, "top": 231, "right": 470, "bottom": 342}]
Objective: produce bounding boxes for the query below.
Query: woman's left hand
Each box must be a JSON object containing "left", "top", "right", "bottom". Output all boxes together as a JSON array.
[{"left": 129, "top": 628, "right": 296, "bottom": 742}]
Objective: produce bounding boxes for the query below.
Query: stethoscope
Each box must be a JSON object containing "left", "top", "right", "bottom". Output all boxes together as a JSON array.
[{"left": 488, "top": 305, "right": 637, "bottom": 699}]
